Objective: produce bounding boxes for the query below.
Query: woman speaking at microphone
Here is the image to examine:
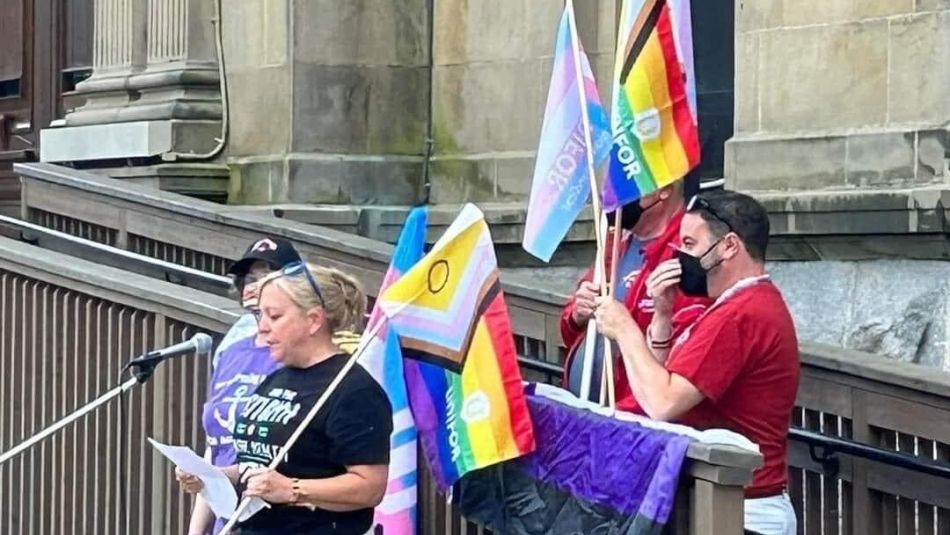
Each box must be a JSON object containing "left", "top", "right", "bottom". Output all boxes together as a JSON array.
[{"left": 178, "top": 262, "right": 392, "bottom": 534}]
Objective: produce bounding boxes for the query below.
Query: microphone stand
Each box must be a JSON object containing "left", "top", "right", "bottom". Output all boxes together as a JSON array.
[{"left": 0, "top": 352, "right": 173, "bottom": 466}]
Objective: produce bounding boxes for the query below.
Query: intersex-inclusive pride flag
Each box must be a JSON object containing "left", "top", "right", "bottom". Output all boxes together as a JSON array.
[
  {"left": 603, "top": 0, "right": 700, "bottom": 211},
  {"left": 379, "top": 204, "right": 536, "bottom": 490},
  {"left": 522, "top": 3, "right": 612, "bottom": 262},
  {"left": 358, "top": 207, "right": 428, "bottom": 534}
]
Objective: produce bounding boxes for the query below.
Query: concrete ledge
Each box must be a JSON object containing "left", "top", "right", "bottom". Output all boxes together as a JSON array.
[
  {"left": 41, "top": 121, "right": 174, "bottom": 162},
  {"left": 756, "top": 186, "right": 950, "bottom": 260},
  {"left": 726, "top": 129, "right": 949, "bottom": 192}
]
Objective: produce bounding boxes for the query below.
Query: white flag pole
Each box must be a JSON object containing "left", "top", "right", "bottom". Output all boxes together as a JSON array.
[{"left": 566, "top": 0, "right": 608, "bottom": 402}]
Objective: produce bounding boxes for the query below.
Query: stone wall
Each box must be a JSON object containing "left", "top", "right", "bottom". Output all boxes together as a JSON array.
[
  {"left": 225, "top": 0, "right": 430, "bottom": 205},
  {"left": 770, "top": 260, "right": 950, "bottom": 371},
  {"left": 728, "top": 0, "right": 949, "bottom": 191},
  {"left": 428, "top": 0, "right": 618, "bottom": 203}
]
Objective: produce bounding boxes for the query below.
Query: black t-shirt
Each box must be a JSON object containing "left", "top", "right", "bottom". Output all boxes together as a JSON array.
[{"left": 233, "top": 353, "right": 393, "bottom": 534}]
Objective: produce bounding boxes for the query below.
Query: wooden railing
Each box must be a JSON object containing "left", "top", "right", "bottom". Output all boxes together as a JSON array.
[
  {"left": 0, "top": 232, "right": 759, "bottom": 535},
  {"left": 14, "top": 162, "right": 950, "bottom": 534}
]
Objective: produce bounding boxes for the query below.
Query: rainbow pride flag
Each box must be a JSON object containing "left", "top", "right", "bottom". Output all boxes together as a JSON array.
[
  {"left": 522, "top": 2, "right": 612, "bottom": 263},
  {"left": 603, "top": 0, "right": 700, "bottom": 211},
  {"left": 359, "top": 208, "right": 428, "bottom": 534},
  {"left": 379, "top": 204, "right": 536, "bottom": 490}
]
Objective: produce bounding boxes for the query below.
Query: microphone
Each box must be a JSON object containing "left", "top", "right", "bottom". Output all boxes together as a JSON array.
[{"left": 127, "top": 333, "right": 214, "bottom": 368}]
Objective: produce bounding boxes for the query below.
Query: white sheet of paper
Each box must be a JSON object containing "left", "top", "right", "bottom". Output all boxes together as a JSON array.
[{"left": 148, "top": 438, "right": 239, "bottom": 519}]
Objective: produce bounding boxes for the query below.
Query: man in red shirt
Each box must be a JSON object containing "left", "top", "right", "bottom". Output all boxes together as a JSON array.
[
  {"left": 561, "top": 181, "right": 709, "bottom": 408},
  {"left": 594, "top": 189, "right": 800, "bottom": 535}
]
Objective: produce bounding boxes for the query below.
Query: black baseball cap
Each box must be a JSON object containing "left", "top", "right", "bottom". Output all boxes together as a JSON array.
[{"left": 227, "top": 236, "right": 303, "bottom": 278}]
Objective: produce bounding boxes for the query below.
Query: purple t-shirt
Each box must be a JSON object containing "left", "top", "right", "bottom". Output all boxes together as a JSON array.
[{"left": 201, "top": 314, "right": 279, "bottom": 533}]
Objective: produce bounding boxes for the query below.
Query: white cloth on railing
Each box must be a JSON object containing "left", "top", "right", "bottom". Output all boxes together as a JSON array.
[{"left": 528, "top": 382, "right": 760, "bottom": 453}]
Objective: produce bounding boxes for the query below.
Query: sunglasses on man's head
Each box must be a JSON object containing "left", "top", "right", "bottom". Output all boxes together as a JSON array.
[{"left": 686, "top": 195, "right": 735, "bottom": 234}]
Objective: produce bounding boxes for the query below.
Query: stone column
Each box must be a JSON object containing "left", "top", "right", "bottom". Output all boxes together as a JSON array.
[
  {"left": 40, "top": 0, "right": 227, "bottom": 198},
  {"left": 226, "top": 0, "right": 430, "bottom": 205},
  {"left": 42, "top": 0, "right": 223, "bottom": 161},
  {"left": 57, "top": 0, "right": 148, "bottom": 124}
]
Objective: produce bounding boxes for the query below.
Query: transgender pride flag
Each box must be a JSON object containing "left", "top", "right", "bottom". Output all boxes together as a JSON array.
[
  {"left": 358, "top": 207, "right": 428, "bottom": 534},
  {"left": 522, "top": 2, "right": 612, "bottom": 262}
]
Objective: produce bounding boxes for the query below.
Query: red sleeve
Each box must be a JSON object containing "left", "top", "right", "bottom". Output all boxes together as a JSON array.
[
  {"left": 666, "top": 311, "right": 748, "bottom": 402},
  {"left": 560, "top": 268, "right": 593, "bottom": 348}
]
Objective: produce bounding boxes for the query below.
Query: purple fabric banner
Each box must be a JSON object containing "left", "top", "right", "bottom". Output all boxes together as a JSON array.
[{"left": 456, "top": 392, "right": 690, "bottom": 533}]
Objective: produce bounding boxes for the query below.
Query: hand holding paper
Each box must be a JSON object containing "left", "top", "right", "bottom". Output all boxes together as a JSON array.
[{"left": 148, "top": 438, "right": 269, "bottom": 522}]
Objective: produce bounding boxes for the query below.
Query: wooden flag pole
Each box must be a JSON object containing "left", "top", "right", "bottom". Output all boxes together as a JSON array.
[
  {"left": 603, "top": 207, "right": 623, "bottom": 408},
  {"left": 566, "top": 0, "right": 608, "bottom": 402}
]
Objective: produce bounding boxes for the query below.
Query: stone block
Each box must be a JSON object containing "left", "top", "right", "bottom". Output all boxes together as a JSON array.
[
  {"left": 428, "top": 157, "right": 496, "bottom": 203},
  {"left": 736, "top": 0, "right": 783, "bottom": 33},
  {"left": 735, "top": 32, "right": 759, "bottom": 134},
  {"left": 434, "top": 0, "right": 528, "bottom": 65},
  {"left": 769, "top": 260, "right": 950, "bottom": 370},
  {"left": 917, "top": 129, "right": 949, "bottom": 182},
  {"left": 725, "top": 135, "right": 847, "bottom": 191},
  {"left": 292, "top": 65, "right": 427, "bottom": 155},
  {"left": 338, "top": 158, "right": 423, "bottom": 204},
  {"left": 432, "top": 61, "right": 544, "bottom": 154},
  {"left": 222, "top": 0, "right": 288, "bottom": 69},
  {"left": 285, "top": 158, "right": 343, "bottom": 203},
  {"left": 848, "top": 260, "right": 949, "bottom": 366},
  {"left": 572, "top": 0, "right": 618, "bottom": 55},
  {"left": 286, "top": 156, "right": 422, "bottom": 205},
  {"left": 290, "top": 64, "right": 367, "bottom": 154},
  {"left": 365, "top": 67, "right": 430, "bottom": 155},
  {"left": 523, "top": 0, "right": 566, "bottom": 59},
  {"left": 758, "top": 21, "right": 888, "bottom": 132},
  {"left": 495, "top": 156, "right": 535, "bottom": 200},
  {"left": 227, "top": 157, "right": 285, "bottom": 204},
  {"left": 888, "top": 12, "right": 950, "bottom": 125},
  {"left": 767, "top": 262, "right": 857, "bottom": 347},
  {"left": 227, "top": 67, "right": 290, "bottom": 156},
  {"left": 917, "top": 0, "right": 950, "bottom": 10},
  {"left": 293, "top": 0, "right": 428, "bottom": 67},
  {"left": 781, "top": 0, "right": 913, "bottom": 27},
  {"left": 845, "top": 132, "right": 916, "bottom": 187}
]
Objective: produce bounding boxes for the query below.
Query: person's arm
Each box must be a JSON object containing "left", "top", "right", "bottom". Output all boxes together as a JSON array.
[
  {"left": 644, "top": 260, "right": 709, "bottom": 364},
  {"left": 187, "top": 494, "right": 215, "bottom": 535},
  {"left": 185, "top": 447, "right": 216, "bottom": 534},
  {"left": 595, "top": 297, "right": 704, "bottom": 421},
  {"left": 242, "top": 464, "right": 388, "bottom": 511}
]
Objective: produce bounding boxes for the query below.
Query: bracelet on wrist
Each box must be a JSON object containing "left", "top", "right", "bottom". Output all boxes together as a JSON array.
[{"left": 648, "top": 326, "right": 673, "bottom": 348}]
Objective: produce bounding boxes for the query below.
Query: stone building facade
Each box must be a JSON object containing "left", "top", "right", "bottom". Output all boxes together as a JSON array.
[{"left": 11, "top": 0, "right": 950, "bottom": 367}]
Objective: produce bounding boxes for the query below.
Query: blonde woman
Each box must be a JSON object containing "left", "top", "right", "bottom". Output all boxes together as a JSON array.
[{"left": 178, "top": 263, "right": 391, "bottom": 534}]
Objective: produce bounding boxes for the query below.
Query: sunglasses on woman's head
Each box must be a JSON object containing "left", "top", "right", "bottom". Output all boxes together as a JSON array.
[{"left": 279, "top": 261, "right": 327, "bottom": 308}]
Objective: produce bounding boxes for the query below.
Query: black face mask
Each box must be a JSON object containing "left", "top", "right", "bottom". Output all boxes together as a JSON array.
[
  {"left": 606, "top": 197, "right": 662, "bottom": 230},
  {"left": 677, "top": 240, "right": 724, "bottom": 297}
]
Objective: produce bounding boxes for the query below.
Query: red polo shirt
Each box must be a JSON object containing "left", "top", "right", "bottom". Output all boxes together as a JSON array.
[
  {"left": 560, "top": 208, "right": 711, "bottom": 411},
  {"left": 665, "top": 278, "right": 800, "bottom": 498}
]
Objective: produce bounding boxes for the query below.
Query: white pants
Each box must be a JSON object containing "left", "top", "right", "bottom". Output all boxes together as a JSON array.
[{"left": 745, "top": 492, "right": 797, "bottom": 535}]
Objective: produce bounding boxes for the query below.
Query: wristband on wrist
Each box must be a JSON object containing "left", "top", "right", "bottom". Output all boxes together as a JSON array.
[{"left": 648, "top": 326, "right": 673, "bottom": 348}]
